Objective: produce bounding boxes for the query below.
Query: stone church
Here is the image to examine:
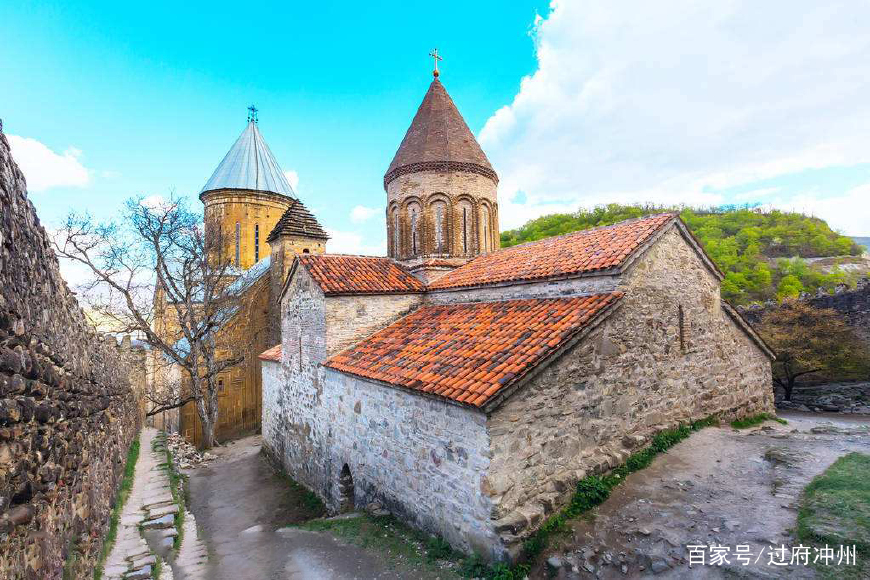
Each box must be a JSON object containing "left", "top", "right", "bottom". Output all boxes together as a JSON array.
[
  {"left": 151, "top": 109, "right": 330, "bottom": 446},
  {"left": 259, "top": 73, "right": 775, "bottom": 560}
]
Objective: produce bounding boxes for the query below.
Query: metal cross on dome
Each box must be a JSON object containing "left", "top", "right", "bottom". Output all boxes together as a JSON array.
[
  {"left": 247, "top": 105, "right": 258, "bottom": 123},
  {"left": 429, "top": 48, "right": 443, "bottom": 77}
]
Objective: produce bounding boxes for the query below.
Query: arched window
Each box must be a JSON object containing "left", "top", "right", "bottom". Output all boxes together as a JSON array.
[
  {"left": 391, "top": 207, "right": 399, "bottom": 257},
  {"left": 678, "top": 304, "right": 687, "bottom": 354},
  {"left": 407, "top": 202, "right": 421, "bottom": 256},
  {"left": 235, "top": 221, "right": 241, "bottom": 266},
  {"left": 432, "top": 200, "right": 447, "bottom": 254},
  {"left": 339, "top": 464, "right": 355, "bottom": 512},
  {"left": 480, "top": 205, "right": 491, "bottom": 253},
  {"left": 458, "top": 200, "right": 473, "bottom": 255}
]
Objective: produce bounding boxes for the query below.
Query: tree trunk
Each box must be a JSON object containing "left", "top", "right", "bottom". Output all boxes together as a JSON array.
[
  {"left": 784, "top": 378, "right": 794, "bottom": 401},
  {"left": 201, "top": 418, "right": 215, "bottom": 450},
  {"left": 194, "top": 386, "right": 218, "bottom": 450}
]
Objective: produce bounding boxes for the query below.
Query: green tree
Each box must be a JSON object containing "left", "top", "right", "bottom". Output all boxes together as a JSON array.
[{"left": 500, "top": 204, "right": 862, "bottom": 304}]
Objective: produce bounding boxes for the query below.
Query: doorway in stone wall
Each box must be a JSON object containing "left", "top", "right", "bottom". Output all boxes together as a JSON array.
[{"left": 338, "top": 464, "right": 355, "bottom": 512}]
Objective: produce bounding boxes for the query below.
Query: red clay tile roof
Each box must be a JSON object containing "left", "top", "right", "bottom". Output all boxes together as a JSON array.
[
  {"left": 429, "top": 214, "right": 676, "bottom": 290},
  {"left": 298, "top": 254, "right": 426, "bottom": 295},
  {"left": 325, "top": 293, "right": 623, "bottom": 408},
  {"left": 258, "top": 344, "right": 281, "bottom": 362}
]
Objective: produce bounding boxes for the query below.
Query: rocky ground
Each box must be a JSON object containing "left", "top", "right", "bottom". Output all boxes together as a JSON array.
[
  {"left": 777, "top": 382, "right": 870, "bottom": 414},
  {"left": 534, "top": 412, "right": 869, "bottom": 579},
  {"left": 165, "top": 432, "right": 216, "bottom": 469}
]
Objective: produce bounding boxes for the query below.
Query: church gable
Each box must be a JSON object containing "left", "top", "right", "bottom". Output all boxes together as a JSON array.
[{"left": 620, "top": 222, "right": 773, "bottom": 359}]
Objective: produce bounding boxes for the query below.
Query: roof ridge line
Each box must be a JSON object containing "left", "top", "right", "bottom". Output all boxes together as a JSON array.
[{"left": 503, "top": 212, "right": 678, "bottom": 251}]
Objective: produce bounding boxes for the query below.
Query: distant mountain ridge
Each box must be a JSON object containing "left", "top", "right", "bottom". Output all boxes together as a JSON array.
[
  {"left": 501, "top": 204, "right": 863, "bottom": 305},
  {"left": 852, "top": 237, "right": 870, "bottom": 252}
]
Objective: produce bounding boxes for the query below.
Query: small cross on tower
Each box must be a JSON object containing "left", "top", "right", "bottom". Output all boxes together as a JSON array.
[
  {"left": 247, "top": 104, "right": 258, "bottom": 123},
  {"left": 429, "top": 48, "right": 443, "bottom": 78}
]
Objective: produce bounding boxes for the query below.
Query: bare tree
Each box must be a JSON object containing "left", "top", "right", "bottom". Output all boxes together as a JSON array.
[
  {"left": 54, "top": 196, "right": 250, "bottom": 448},
  {"left": 757, "top": 301, "right": 870, "bottom": 400}
]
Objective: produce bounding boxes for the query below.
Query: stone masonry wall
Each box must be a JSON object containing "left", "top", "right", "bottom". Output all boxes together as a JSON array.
[
  {"left": 484, "top": 226, "right": 773, "bottom": 555},
  {"left": 387, "top": 170, "right": 499, "bottom": 261},
  {"left": 426, "top": 275, "right": 618, "bottom": 305},
  {"left": 324, "top": 293, "right": 423, "bottom": 357},
  {"left": 263, "top": 268, "right": 498, "bottom": 556},
  {"left": 319, "top": 369, "right": 497, "bottom": 556},
  {"left": 0, "top": 132, "right": 140, "bottom": 579},
  {"left": 262, "top": 265, "right": 327, "bottom": 493}
]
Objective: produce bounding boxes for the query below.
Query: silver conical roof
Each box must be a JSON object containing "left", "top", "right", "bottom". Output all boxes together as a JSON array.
[{"left": 201, "top": 120, "right": 297, "bottom": 198}]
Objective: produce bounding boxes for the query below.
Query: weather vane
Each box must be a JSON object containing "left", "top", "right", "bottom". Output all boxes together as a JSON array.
[
  {"left": 429, "top": 48, "right": 442, "bottom": 78},
  {"left": 247, "top": 104, "right": 258, "bottom": 123}
]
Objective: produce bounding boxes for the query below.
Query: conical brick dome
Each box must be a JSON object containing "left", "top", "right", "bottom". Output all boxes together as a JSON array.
[{"left": 384, "top": 79, "right": 497, "bottom": 189}]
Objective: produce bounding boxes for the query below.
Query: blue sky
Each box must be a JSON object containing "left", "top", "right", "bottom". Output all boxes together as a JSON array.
[
  {"left": 3, "top": 0, "right": 869, "bottom": 270},
  {"left": 1, "top": 0, "right": 546, "bottom": 253}
]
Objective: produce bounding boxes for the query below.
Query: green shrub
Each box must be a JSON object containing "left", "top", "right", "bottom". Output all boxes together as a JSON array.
[
  {"left": 731, "top": 413, "right": 787, "bottom": 429},
  {"left": 425, "top": 535, "right": 454, "bottom": 561}
]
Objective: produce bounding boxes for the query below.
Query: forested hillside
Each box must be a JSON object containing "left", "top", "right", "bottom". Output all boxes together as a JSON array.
[{"left": 500, "top": 204, "right": 864, "bottom": 305}]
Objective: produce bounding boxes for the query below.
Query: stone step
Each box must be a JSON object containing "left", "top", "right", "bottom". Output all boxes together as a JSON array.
[
  {"left": 143, "top": 500, "right": 176, "bottom": 511},
  {"left": 148, "top": 503, "right": 179, "bottom": 519},
  {"left": 141, "top": 513, "right": 175, "bottom": 529},
  {"left": 130, "top": 554, "right": 157, "bottom": 569},
  {"left": 123, "top": 564, "right": 152, "bottom": 580}
]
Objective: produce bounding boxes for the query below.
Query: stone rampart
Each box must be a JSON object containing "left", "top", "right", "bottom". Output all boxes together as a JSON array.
[{"left": 0, "top": 130, "right": 140, "bottom": 579}]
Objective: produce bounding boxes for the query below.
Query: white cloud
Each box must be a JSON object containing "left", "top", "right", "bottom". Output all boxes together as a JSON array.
[
  {"left": 7, "top": 135, "right": 91, "bottom": 192},
  {"left": 481, "top": 1, "right": 870, "bottom": 231},
  {"left": 325, "top": 229, "right": 386, "bottom": 256},
  {"left": 284, "top": 169, "right": 299, "bottom": 191},
  {"left": 350, "top": 205, "right": 381, "bottom": 223},
  {"left": 769, "top": 185, "right": 870, "bottom": 236},
  {"left": 140, "top": 194, "right": 167, "bottom": 209}
]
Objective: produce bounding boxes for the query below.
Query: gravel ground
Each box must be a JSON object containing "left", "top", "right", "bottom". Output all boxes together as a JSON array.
[{"left": 534, "top": 412, "right": 870, "bottom": 579}]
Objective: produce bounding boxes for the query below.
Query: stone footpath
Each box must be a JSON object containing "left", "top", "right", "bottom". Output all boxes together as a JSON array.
[
  {"left": 172, "top": 511, "right": 209, "bottom": 578},
  {"left": 101, "top": 427, "right": 210, "bottom": 579},
  {"left": 103, "top": 428, "right": 175, "bottom": 579},
  {"left": 103, "top": 427, "right": 208, "bottom": 580}
]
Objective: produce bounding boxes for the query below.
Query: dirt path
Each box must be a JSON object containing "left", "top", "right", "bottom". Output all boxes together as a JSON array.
[
  {"left": 185, "top": 435, "right": 414, "bottom": 580},
  {"left": 536, "top": 413, "right": 869, "bottom": 579}
]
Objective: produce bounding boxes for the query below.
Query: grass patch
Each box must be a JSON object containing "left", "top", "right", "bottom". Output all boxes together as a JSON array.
[
  {"left": 154, "top": 433, "right": 186, "bottom": 550},
  {"left": 94, "top": 436, "right": 140, "bottom": 580},
  {"left": 152, "top": 555, "right": 163, "bottom": 579},
  {"left": 283, "top": 474, "right": 327, "bottom": 514},
  {"left": 797, "top": 452, "right": 870, "bottom": 579},
  {"left": 298, "top": 514, "right": 464, "bottom": 577},
  {"left": 731, "top": 412, "right": 787, "bottom": 429}
]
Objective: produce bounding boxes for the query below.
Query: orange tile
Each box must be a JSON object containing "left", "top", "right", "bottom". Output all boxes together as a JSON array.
[{"left": 325, "top": 293, "right": 623, "bottom": 408}]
